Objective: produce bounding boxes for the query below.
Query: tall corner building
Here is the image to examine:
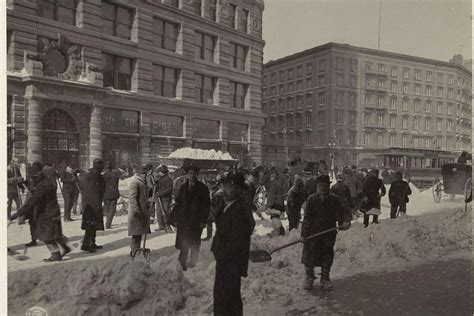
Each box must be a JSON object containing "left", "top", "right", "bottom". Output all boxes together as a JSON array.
[
  {"left": 262, "top": 43, "right": 472, "bottom": 167},
  {"left": 7, "top": 0, "right": 265, "bottom": 170}
]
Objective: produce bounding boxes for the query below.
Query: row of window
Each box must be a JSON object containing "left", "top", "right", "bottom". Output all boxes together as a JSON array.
[
  {"left": 362, "top": 133, "right": 462, "bottom": 150},
  {"left": 37, "top": 0, "right": 252, "bottom": 34},
  {"left": 264, "top": 131, "right": 313, "bottom": 146},
  {"left": 265, "top": 112, "right": 313, "bottom": 130},
  {"left": 364, "top": 95, "right": 456, "bottom": 115},
  {"left": 363, "top": 114, "right": 456, "bottom": 132},
  {"left": 102, "top": 53, "right": 248, "bottom": 108}
]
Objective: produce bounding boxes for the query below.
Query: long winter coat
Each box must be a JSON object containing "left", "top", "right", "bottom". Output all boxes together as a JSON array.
[
  {"left": 348, "top": 173, "right": 364, "bottom": 198},
  {"left": 301, "top": 193, "right": 351, "bottom": 268},
  {"left": 360, "top": 175, "right": 386, "bottom": 211},
  {"left": 211, "top": 195, "right": 256, "bottom": 277},
  {"left": 7, "top": 165, "right": 24, "bottom": 199},
  {"left": 304, "top": 178, "right": 318, "bottom": 200},
  {"left": 155, "top": 174, "right": 173, "bottom": 205},
  {"left": 60, "top": 171, "right": 79, "bottom": 194},
  {"left": 128, "top": 175, "right": 151, "bottom": 236},
  {"left": 80, "top": 169, "right": 105, "bottom": 231},
  {"left": 103, "top": 169, "right": 121, "bottom": 200},
  {"left": 174, "top": 180, "right": 210, "bottom": 250},
  {"left": 389, "top": 179, "right": 412, "bottom": 205},
  {"left": 286, "top": 186, "right": 305, "bottom": 216},
  {"left": 266, "top": 179, "right": 285, "bottom": 209},
  {"left": 330, "top": 182, "right": 354, "bottom": 210},
  {"left": 14, "top": 173, "right": 62, "bottom": 242}
]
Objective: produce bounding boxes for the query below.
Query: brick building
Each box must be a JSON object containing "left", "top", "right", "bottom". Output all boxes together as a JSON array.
[
  {"left": 7, "top": 0, "right": 265, "bottom": 171},
  {"left": 262, "top": 43, "right": 472, "bottom": 168}
]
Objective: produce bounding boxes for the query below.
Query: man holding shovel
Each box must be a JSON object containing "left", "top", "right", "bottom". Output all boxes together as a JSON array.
[
  {"left": 153, "top": 165, "right": 173, "bottom": 233},
  {"left": 301, "top": 175, "right": 351, "bottom": 291}
]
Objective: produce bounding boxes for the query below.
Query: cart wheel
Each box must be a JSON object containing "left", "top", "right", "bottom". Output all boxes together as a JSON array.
[
  {"left": 464, "top": 178, "right": 472, "bottom": 203},
  {"left": 432, "top": 178, "right": 442, "bottom": 203}
]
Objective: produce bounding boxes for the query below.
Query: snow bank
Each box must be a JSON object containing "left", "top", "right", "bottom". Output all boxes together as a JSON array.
[{"left": 168, "top": 148, "right": 234, "bottom": 160}]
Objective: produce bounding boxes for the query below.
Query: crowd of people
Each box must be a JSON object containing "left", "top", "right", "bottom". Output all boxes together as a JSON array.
[{"left": 8, "top": 157, "right": 416, "bottom": 316}]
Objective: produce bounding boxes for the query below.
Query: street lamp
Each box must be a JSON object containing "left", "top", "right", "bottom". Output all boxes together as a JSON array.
[{"left": 328, "top": 141, "right": 336, "bottom": 178}]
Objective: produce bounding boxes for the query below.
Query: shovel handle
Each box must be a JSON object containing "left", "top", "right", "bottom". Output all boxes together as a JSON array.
[{"left": 269, "top": 225, "right": 342, "bottom": 255}]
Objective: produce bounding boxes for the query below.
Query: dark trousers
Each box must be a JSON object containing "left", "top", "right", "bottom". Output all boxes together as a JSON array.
[
  {"left": 29, "top": 217, "right": 36, "bottom": 242},
  {"left": 214, "top": 261, "right": 243, "bottom": 316},
  {"left": 178, "top": 246, "right": 200, "bottom": 268},
  {"left": 363, "top": 214, "right": 379, "bottom": 227},
  {"left": 104, "top": 199, "right": 118, "bottom": 229},
  {"left": 63, "top": 191, "right": 77, "bottom": 220},
  {"left": 287, "top": 208, "right": 301, "bottom": 231},
  {"left": 205, "top": 223, "right": 213, "bottom": 238},
  {"left": 390, "top": 203, "right": 407, "bottom": 218},
  {"left": 131, "top": 235, "right": 142, "bottom": 253},
  {"left": 7, "top": 195, "right": 21, "bottom": 219},
  {"left": 82, "top": 229, "right": 96, "bottom": 248}
]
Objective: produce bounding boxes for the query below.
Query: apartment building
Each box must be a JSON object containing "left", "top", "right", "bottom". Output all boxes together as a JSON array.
[
  {"left": 7, "top": 0, "right": 265, "bottom": 170},
  {"left": 262, "top": 43, "right": 471, "bottom": 167}
]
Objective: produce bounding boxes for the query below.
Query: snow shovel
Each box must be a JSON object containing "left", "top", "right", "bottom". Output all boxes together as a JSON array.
[{"left": 249, "top": 225, "right": 342, "bottom": 263}]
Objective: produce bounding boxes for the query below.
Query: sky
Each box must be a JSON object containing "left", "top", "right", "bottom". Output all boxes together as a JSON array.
[{"left": 262, "top": 0, "right": 472, "bottom": 63}]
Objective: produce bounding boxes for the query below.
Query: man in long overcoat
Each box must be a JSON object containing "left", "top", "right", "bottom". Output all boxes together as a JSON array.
[
  {"left": 102, "top": 162, "right": 121, "bottom": 229},
  {"left": 174, "top": 165, "right": 210, "bottom": 270},
  {"left": 10, "top": 162, "right": 70, "bottom": 262},
  {"left": 60, "top": 165, "right": 79, "bottom": 222},
  {"left": 388, "top": 171, "right": 412, "bottom": 218},
  {"left": 7, "top": 158, "right": 25, "bottom": 220},
  {"left": 128, "top": 166, "right": 151, "bottom": 255},
  {"left": 154, "top": 164, "right": 174, "bottom": 233},
  {"left": 301, "top": 175, "right": 351, "bottom": 290},
  {"left": 286, "top": 177, "right": 305, "bottom": 231},
  {"left": 360, "top": 169, "right": 386, "bottom": 227},
  {"left": 211, "top": 171, "right": 255, "bottom": 316},
  {"left": 331, "top": 173, "right": 355, "bottom": 217},
  {"left": 80, "top": 158, "right": 105, "bottom": 252},
  {"left": 265, "top": 169, "right": 286, "bottom": 236}
]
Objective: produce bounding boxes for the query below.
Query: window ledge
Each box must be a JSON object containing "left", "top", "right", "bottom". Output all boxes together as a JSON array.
[{"left": 101, "top": 33, "right": 138, "bottom": 47}]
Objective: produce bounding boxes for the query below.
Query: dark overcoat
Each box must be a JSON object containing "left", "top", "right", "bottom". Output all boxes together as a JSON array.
[
  {"left": 388, "top": 179, "right": 412, "bottom": 205},
  {"left": 128, "top": 175, "right": 151, "bottom": 236},
  {"left": 286, "top": 186, "right": 305, "bottom": 216},
  {"left": 60, "top": 171, "right": 79, "bottom": 194},
  {"left": 103, "top": 169, "right": 121, "bottom": 200},
  {"left": 81, "top": 169, "right": 105, "bottom": 231},
  {"left": 174, "top": 180, "right": 210, "bottom": 250},
  {"left": 266, "top": 179, "right": 285, "bottom": 209},
  {"left": 155, "top": 174, "right": 173, "bottom": 204},
  {"left": 211, "top": 195, "right": 256, "bottom": 277},
  {"left": 301, "top": 193, "right": 351, "bottom": 268},
  {"left": 304, "top": 178, "right": 318, "bottom": 200},
  {"left": 360, "top": 176, "right": 386, "bottom": 211},
  {"left": 15, "top": 174, "right": 62, "bottom": 242},
  {"left": 330, "top": 182, "right": 355, "bottom": 210}
]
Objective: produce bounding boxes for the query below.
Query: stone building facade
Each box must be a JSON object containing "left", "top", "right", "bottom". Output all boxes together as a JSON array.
[
  {"left": 262, "top": 43, "right": 471, "bottom": 167},
  {"left": 7, "top": 0, "right": 265, "bottom": 171}
]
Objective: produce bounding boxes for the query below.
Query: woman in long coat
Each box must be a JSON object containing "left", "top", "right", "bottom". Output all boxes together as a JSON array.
[
  {"left": 173, "top": 166, "right": 210, "bottom": 270},
  {"left": 128, "top": 167, "right": 151, "bottom": 255}
]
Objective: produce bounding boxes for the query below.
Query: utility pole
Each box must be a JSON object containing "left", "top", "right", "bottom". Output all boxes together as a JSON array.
[{"left": 378, "top": 0, "right": 382, "bottom": 50}]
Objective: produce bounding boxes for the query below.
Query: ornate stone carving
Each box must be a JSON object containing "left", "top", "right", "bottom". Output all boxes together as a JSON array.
[
  {"left": 23, "top": 51, "right": 44, "bottom": 76},
  {"left": 80, "top": 62, "right": 103, "bottom": 86},
  {"left": 37, "top": 34, "right": 82, "bottom": 80}
]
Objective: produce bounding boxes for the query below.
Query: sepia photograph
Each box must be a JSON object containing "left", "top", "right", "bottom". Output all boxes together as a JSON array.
[{"left": 2, "top": 0, "right": 472, "bottom": 315}]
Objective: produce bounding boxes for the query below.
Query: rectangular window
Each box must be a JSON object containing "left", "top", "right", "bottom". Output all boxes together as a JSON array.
[
  {"left": 350, "top": 93, "right": 357, "bottom": 106},
  {"left": 287, "top": 83, "right": 293, "bottom": 92},
  {"left": 193, "top": 0, "right": 202, "bottom": 15},
  {"left": 228, "top": 42, "right": 247, "bottom": 70},
  {"left": 319, "top": 59, "right": 326, "bottom": 72},
  {"left": 102, "top": 53, "right": 133, "bottom": 90},
  {"left": 390, "top": 97, "right": 396, "bottom": 109},
  {"left": 350, "top": 60, "right": 358, "bottom": 73},
  {"left": 349, "top": 112, "right": 356, "bottom": 125},
  {"left": 403, "top": 83, "right": 409, "bottom": 94},
  {"left": 38, "top": 0, "right": 78, "bottom": 25},
  {"left": 377, "top": 114, "right": 384, "bottom": 126},
  {"left": 391, "top": 66, "right": 397, "bottom": 78},
  {"left": 168, "top": 0, "right": 179, "bottom": 7},
  {"left": 402, "top": 98, "right": 408, "bottom": 111},
  {"left": 365, "top": 62, "right": 372, "bottom": 72},
  {"left": 414, "top": 84, "right": 421, "bottom": 95},
  {"left": 378, "top": 80, "right": 385, "bottom": 89},
  {"left": 279, "top": 71, "right": 285, "bottom": 82},
  {"left": 426, "top": 86, "right": 432, "bottom": 97},
  {"left": 436, "top": 120, "right": 442, "bottom": 131},
  {"left": 319, "top": 92, "right": 326, "bottom": 105},
  {"left": 319, "top": 131, "right": 325, "bottom": 146},
  {"left": 414, "top": 137, "right": 419, "bottom": 148},
  {"left": 153, "top": 18, "right": 179, "bottom": 52},
  {"left": 279, "top": 85, "right": 285, "bottom": 95},
  {"left": 306, "top": 112, "right": 312, "bottom": 125},
  {"left": 297, "top": 65, "right": 303, "bottom": 77},
  {"left": 229, "top": 81, "right": 248, "bottom": 109},
  {"left": 425, "top": 138, "right": 430, "bottom": 148},
  {"left": 377, "top": 96, "right": 384, "bottom": 108},
  {"left": 438, "top": 73, "right": 443, "bottom": 84},
  {"left": 414, "top": 117, "right": 419, "bottom": 130},
  {"left": 336, "top": 91, "right": 344, "bottom": 105},
  {"left": 242, "top": 9, "right": 249, "bottom": 33},
  {"left": 306, "top": 94, "right": 312, "bottom": 107},
  {"left": 318, "top": 111, "right": 325, "bottom": 125},
  {"left": 377, "top": 134, "right": 383, "bottom": 147},
  {"left": 414, "top": 100, "right": 420, "bottom": 112},
  {"left": 194, "top": 74, "right": 216, "bottom": 104},
  {"left": 402, "top": 135, "right": 407, "bottom": 147},
  {"left": 447, "top": 120, "right": 452, "bottom": 132},
  {"left": 403, "top": 68, "right": 409, "bottom": 79},
  {"left": 336, "top": 74, "right": 344, "bottom": 86},
  {"left": 306, "top": 78, "right": 313, "bottom": 88},
  {"left": 390, "top": 134, "right": 396, "bottom": 147},
  {"left": 426, "top": 72, "right": 432, "bottom": 82},
  {"left": 229, "top": 4, "right": 237, "bottom": 29},
  {"left": 437, "top": 103, "right": 443, "bottom": 114},
  {"left": 364, "top": 132, "right": 370, "bottom": 145},
  {"left": 296, "top": 95, "right": 303, "bottom": 108},
  {"left": 102, "top": 1, "right": 133, "bottom": 40},
  {"left": 447, "top": 104, "right": 453, "bottom": 115},
  {"left": 288, "top": 69, "right": 294, "bottom": 80},
  {"left": 336, "top": 110, "right": 344, "bottom": 124},
  {"left": 415, "top": 70, "right": 421, "bottom": 80},
  {"left": 349, "top": 76, "right": 356, "bottom": 87},
  {"left": 307, "top": 63, "right": 313, "bottom": 74},
  {"left": 447, "top": 88, "right": 453, "bottom": 99},
  {"left": 437, "top": 87, "right": 443, "bottom": 97},
  {"left": 319, "top": 75, "right": 326, "bottom": 86},
  {"left": 448, "top": 75, "right": 453, "bottom": 85},
  {"left": 402, "top": 117, "right": 408, "bottom": 129},
  {"left": 390, "top": 116, "right": 396, "bottom": 128},
  {"left": 391, "top": 82, "right": 397, "bottom": 92},
  {"left": 378, "top": 64, "right": 385, "bottom": 74},
  {"left": 194, "top": 31, "right": 215, "bottom": 62},
  {"left": 152, "top": 64, "right": 179, "bottom": 98},
  {"left": 336, "top": 57, "right": 344, "bottom": 70},
  {"left": 425, "top": 119, "right": 431, "bottom": 131},
  {"left": 425, "top": 101, "right": 431, "bottom": 113},
  {"left": 365, "top": 95, "right": 372, "bottom": 106},
  {"left": 208, "top": 0, "right": 217, "bottom": 21},
  {"left": 297, "top": 80, "right": 303, "bottom": 91},
  {"left": 305, "top": 133, "right": 311, "bottom": 145},
  {"left": 364, "top": 113, "right": 371, "bottom": 126}
]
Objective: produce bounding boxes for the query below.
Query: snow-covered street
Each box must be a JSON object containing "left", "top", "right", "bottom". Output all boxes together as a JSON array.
[{"left": 7, "top": 184, "right": 472, "bottom": 315}]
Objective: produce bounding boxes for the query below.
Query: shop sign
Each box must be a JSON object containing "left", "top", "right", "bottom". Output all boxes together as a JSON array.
[
  {"left": 193, "top": 119, "right": 220, "bottom": 139},
  {"left": 103, "top": 108, "right": 139, "bottom": 134},
  {"left": 228, "top": 122, "right": 248, "bottom": 141},
  {"left": 150, "top": 114, "right": 183, "bottom": 137}
]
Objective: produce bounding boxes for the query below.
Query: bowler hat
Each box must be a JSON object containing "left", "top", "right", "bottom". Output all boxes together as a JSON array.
[{"left": 316, "top": 175, "right": 331, "bottom": 184}]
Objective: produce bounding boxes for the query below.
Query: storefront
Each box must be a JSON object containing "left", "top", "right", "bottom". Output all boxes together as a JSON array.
[
  {"left": 102, "top": 108, "right": 140, "bottom": 174},
  {"left": 150, "top": 113, "right": 186, "bottom": 162},
  {"left": 227, "top": 122, "right": 249, "bottom": 160},
  {"left": 193, "top": 118, "right": 222, "bottom": 150}
]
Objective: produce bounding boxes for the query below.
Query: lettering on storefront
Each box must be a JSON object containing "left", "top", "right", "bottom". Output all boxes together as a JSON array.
[
  {"left": 150, "top": 114, "right": 183, "bottom": 137},
  {"left": 102, "top": 108, "right": 139, "bottom": 134},
  {"left": 228, "top": 122, "right": 248, "bottom": 141},
  {"left": 193, "top": 118, "right": 220, "bottom": 139}
]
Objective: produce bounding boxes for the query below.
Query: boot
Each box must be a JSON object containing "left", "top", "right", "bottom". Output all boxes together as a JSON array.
[
  {"left": 303, "top": 267, "right": 315, "bottom": 290},
  {"left": 91, "top": 244, "right": 103, "bottom": 249},
  {"left": 43, "top": 251, "right": 62, "bottom": 263},
  {"left": 81, "top": 245, "right": 96, "bottom": 253},
  {"left": 320, "top": 267, "right": 333, "bottom": 290},
  {"left": 25, "top": 240, "right": 37, "bottom": 247},
  {"left": 279, "top": 226, "right": 285, "bottom": 236}
]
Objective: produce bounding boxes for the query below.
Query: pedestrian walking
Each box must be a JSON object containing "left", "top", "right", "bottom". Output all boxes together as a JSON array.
[
  {"left": 173, "top": 165, "right": 210, "bottom": 270},
  {"left": 360, "top": 169, "right": 386, "bottom": 227},
  {"left": 153, "top": 165, "right": 173, "bottom": 233},
  {"left": 10, "top": 162, "right": 71, "bottom": 262},
  {"left": 388, "top": 171, "right": 412, "bottom": 218},
  {"left": 286, "top": 178, "right": 305, "bottom": 231},
  {"left": 60, "top": 165, "right": 79, "bottom": 222},
  {"left": 301, "top": 175, "right": 351, "bottom": 290},
  {"left": 102, "top": 162, "right": 121, "bottom": 229},
  {"left": 303, "top": 170, "right": 318, "bottom": 200},
  {"left": 128, "top": 166, "right": 151, "bottom": 256},
  {"left": 80, "top": 158, "right": 105, "bottom": 252},
  {"left": 265, "top": 168, "right": 285, "bottom": 236},
  {"left": 211, "top": 171, "right": 255, "bottom": 316},
  {"left": 330, "top": 173, "right": 355, "bottom": 218},
  {"left": 7, "top": 158, "right": 25, "bottom": 220}
]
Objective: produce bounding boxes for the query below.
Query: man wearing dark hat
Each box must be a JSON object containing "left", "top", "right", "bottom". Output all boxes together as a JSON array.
[
  {"left": 128, "top": 166, "right": 151, "bottom": 256},
  {"left": 211, "top": 170, "right": 255, "bottom": 316},
  {"left": 102, "top": 161, "right": 121, "bottom": 229},
  {"left": 60, "top": 165, "right": 79, "bottom": 222},
  {"left": 153, "top": 164, "right": 174, "bottom": 233},
  {"left": 360, "top": 169, "right": 386, "bottom": 227},
  {"left": 174, "top": 165, "right": 210, "bottom": 270},
  {"left": 10, "top": 162, "right": 71, "bottom": 262},
  {"left": 301, "top": 175, "right": 351, "bottom": 291},
  {"left": 388, "top": 171, "right": 412, "bottom": 218},
  {"left": 80, "top": 158, "right": 106, "bottom": 252}
]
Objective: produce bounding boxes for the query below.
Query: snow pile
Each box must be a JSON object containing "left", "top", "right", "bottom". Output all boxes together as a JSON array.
[{"left": 168, "top": 148, "right": 234, "bottom": 160}]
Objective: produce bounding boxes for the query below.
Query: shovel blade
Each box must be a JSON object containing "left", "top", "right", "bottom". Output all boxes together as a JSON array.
[{"left": 249, "top": 250, "right": 272, "bottom": 263}]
